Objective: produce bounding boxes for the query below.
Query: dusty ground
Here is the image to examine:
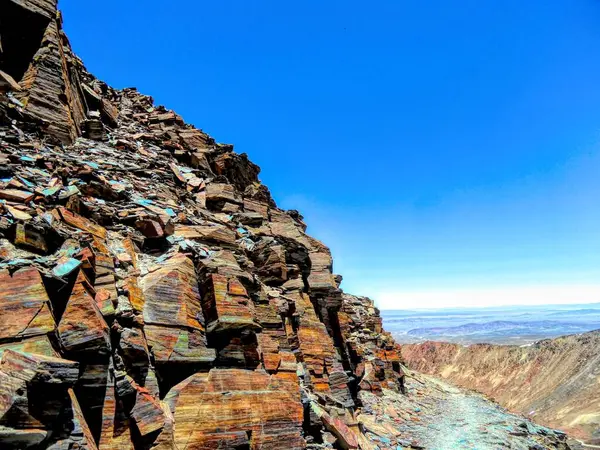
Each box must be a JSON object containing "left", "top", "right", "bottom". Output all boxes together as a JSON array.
[
  {"left": 401, "top": 332, "right": 600, "bottom": 443},
  {"left": 357, "top": 372, "right": 573, "bottom": 449}
]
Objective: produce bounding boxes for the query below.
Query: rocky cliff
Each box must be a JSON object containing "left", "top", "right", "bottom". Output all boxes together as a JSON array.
[
  {"left": 0, "top": 1, "right": 580, "bottom": 449},
  {"left": 402, "top": 331, "right": 600, "bottom": 444},
  {"left": 0, "top": 1, "right": 406, "bottom": 448}
]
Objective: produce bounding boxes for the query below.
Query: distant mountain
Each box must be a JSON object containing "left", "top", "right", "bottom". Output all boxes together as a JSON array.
[
  {"left": 382, "top": 305, "right": 600, "bottom": 346},
  {"left": 406, "top": 320, "right": 590, "bottom": 336},
  {"left": 548, "top": 308, "right": 600, "bottom": 316}
]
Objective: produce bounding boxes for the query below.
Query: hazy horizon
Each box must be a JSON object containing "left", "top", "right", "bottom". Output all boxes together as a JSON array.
[
  {"left": 381, "top": 303, "right": 600, "bottom": 345},
  {"left": 380, "top": 299, "right": 600, "bottom": 312},
  {"left": 373, "top": 285, "right": 600, "bottom": 310}
]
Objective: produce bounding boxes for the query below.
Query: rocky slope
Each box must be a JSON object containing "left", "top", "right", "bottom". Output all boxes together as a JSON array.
[
  {"left": 366, "top": 371, "right": 572, "bottom": 450},
  {"left": 0, "top": 1, "right": 575, "bottom": 449},
  {"left": 0, "top": 1, "right": 407, "bottom": 448},
  {"left": 402, "top": 331, "right": 600, "bottom": 445}
]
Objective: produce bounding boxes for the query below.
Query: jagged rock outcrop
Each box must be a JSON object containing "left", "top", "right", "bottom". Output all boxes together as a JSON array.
[
  {"left": 0, "top": 2, "right": 406, "bottom": 448},
  {"left": 402, "top": 331, "right": 600, "bottom": 444},
  {"left": 0, "top": 2, "right": 581, "bottom": 449}
]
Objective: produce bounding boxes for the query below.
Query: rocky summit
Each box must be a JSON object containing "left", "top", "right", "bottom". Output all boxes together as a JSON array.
[{"left": 0, "top": 1, "right": 577, "bottom": 449}]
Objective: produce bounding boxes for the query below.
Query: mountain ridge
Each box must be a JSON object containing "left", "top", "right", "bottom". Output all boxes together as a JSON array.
[
  {"left": 0, "top": 1, "right": 578, "bottom": 449},
  {"left": 0, "top": 1, "right": 409, "bottom": 448}
]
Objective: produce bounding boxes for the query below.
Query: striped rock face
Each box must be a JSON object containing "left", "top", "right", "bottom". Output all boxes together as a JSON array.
[{"left": 0, "top": 1, "right": 404, "bottom": 449}]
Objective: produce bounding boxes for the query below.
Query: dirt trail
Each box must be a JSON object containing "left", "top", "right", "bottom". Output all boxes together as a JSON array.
[
  {"left": 401, "top": 333, "right": 600, "bottom": 443},
  {"left": 408, "top": 377, "right": 567, "bottom": 449},
  {"left": 359, "top": 374, "right": 572, "bottom": 449},
  {"left": 575, "top": 439, "right": 600, "bottom": 449}
]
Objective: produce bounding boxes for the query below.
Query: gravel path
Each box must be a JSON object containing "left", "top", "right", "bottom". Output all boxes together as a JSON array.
[
  {"left": 401, "top": 376, "right": 570, "bottom": 449},
  {"left": 359, "top": 374, "right": 572, "bottom": 449}
]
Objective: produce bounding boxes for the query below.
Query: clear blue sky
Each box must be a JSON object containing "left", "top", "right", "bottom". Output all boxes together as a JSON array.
[{"left": 61, "top": 1, "right": 600, "bottom": 308}]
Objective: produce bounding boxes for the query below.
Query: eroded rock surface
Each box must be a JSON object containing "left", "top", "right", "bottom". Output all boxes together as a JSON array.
[
  {"left": 0, "top": 2, "right": 407, "bottom": 448},
  {"left": 0, "top": 1, "right": 578, "bottom": 449}
]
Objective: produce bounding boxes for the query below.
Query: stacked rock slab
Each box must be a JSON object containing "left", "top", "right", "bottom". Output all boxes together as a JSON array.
[
  {"left": 338, "top": 294, "right": 404, "bottom": 395},
  {"left": 0, "top": 1, "right": 407, "bottom": 449}
]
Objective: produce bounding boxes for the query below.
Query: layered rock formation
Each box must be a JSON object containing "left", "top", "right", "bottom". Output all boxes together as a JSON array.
[
  {"left": 0, "top": 2, "right": 583, "bottom": 449},
  {"left": 402, "top": 331, "right": 600, "bottom": 444},
  {"left": 0, "top": 1, "right": 405, "bottom": 448}
]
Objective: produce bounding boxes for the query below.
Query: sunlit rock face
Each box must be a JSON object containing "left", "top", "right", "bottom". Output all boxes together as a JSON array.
[{"left": 0, "top": 1, "right": 407, "bottom": 448}]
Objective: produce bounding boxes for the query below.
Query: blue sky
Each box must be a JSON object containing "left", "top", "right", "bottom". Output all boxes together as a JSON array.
[{"left": 61, "top": 1, "right": 600, "bottom": 309}]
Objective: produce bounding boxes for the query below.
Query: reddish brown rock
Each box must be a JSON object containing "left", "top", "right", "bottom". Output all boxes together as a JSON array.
[
  {"left": 267, "top": 210, "right": 313, "bottom": 249},
  {"left": 0, "top": 335, "right": 57, "bottom": 359},
  {"left": 0, "top": 2, "right": 435, "bottom": 447},
  {"left": 140, "top": 255, "right": 215, "bottom": 365},
  {"left": 0, "top": 266, "right": 55, "bottom": 342},
  {"left": 124, "top": 276, "right": 145, "bottom": 313},
  {"left": 135, "top": 218, "right": 172, "bottom": 238},
  {"left": 205, "top": 182, "right": 241, "bottom": 205},
  {"left": 283, "top": 291, "right": 353, "bottom": 406},
  {"left": 310, "top": 402, "right": 359, "bottom": 449},
  {"left": 179, "top": 129, "right": 212, "bottom": 149},
  {"left": 14, "top": 0, "right": 86, "bottom": 144},
  {"left": 6, "top": 0, "right": 57, "bottom": 19},
  {"left": 201, "top": 273, "right": 260, "bottom": 333},
  {"left": 243, "top": 198, "right": 270, "bottom": 218},
  {"left": 0, "top": 349, "right": 79, "bottom": 385},
  {"left": 164, "top": 369, "right": 305, "bottom": 449},
  {"left": 58, "top": 270, "right": 111, "bottom": 356},
  {"left": 58, "top": 207, "right": 107, "bottom": 239},
  {"left": 118, "top": 326, "right": 151, "bottom": 383},
  {"left": 0, "top": 188, "right": 34, "bottom": 203},
  {"left": 307, "top": 250, "right": 337, "bottom": 293},
  {"left": 93, "top": 253, "right": 117, "bottom": 317},
  {"left": 0, "top": 342, "right": 96, "bottom": 449},
  {"left": 141, "top": 254, "right": 203, "bottom": 330},
  {"left": 252, "top": 238, "right": 287, "bottom": 284},
  {"left": 190, "top": 150, "right": 211, "bottom": 172},
  {"left": 174, "top": 224, "right": 236, "bottom": 246},
  {"left": 64, "top": 389, "right": 100, "bottom": 449},
  {"left": 199, "top": 249, "right": 253, "bottom": 284},
  {"left": 129, "top": 384, "right": 166, "bottom": 439},
  {"left": 211, "top": 152, "right": 261, "bottom": 192},
  {"left": 97, "top": 368, "right": 137, "bottom": 450},
  {"left": 339, "top": 294, "right": 404, "bottom": 394}
]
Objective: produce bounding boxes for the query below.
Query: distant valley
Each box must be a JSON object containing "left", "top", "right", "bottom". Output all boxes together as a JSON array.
[
  {"left": 401, "top": 330, "right": 600, "bottom": 444},
  {"left": 385, "top": 305, "right": 600, "bottom": 445},
  {"left": 382, "top": 303, "right": 600, "bottom": 345}
]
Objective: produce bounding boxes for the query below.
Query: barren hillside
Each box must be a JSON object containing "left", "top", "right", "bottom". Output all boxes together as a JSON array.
[{"left": 402, "top": 330, "right": 600, "bottom": 444}]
